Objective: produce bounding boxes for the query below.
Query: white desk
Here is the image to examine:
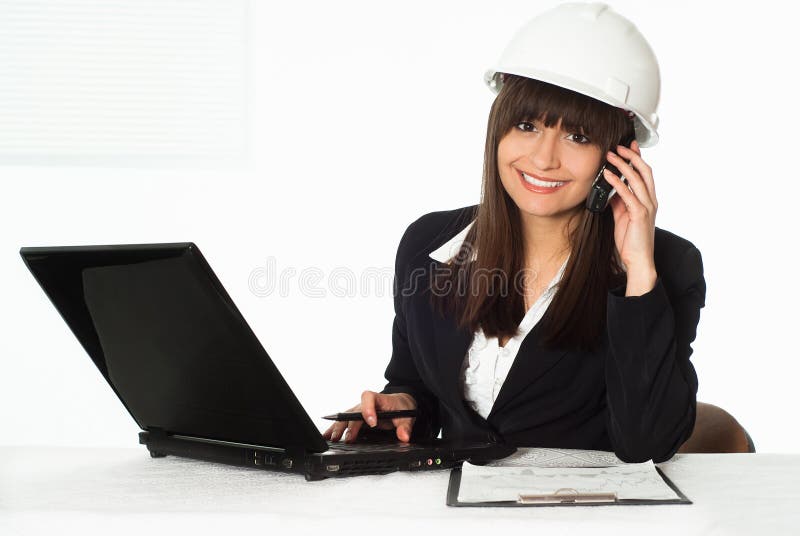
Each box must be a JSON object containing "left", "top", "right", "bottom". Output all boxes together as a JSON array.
[{"left": 1, "top": 447, "right": 798, "bottom": 535}]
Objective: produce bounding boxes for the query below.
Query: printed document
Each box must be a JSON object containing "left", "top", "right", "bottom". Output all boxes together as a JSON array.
[{"left": 458, "top": 448, "right": 680, "bottom": 502}]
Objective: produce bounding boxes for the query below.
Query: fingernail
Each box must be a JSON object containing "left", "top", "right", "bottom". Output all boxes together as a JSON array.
[{"left": 367, "top": 416, "right": 376, "bottom": 427}]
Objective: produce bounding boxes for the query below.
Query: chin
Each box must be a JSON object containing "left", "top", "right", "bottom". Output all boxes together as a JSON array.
[{"left": 516, "top": 199, "right": 585, "bottom": 219}]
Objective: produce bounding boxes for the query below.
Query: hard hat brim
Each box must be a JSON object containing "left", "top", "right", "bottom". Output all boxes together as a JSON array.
[{"left": 484, "top": 69, "right": 659, "bottom": 148}]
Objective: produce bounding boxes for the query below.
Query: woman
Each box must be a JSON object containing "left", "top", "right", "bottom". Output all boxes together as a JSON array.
[{"left": 324, "top": 3, "right": 705, "bottom": 463}]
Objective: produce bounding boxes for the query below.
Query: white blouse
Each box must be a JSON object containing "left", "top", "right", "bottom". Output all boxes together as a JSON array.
[{"left": 428, "top": 219, "right": 570, "bottom": 419}]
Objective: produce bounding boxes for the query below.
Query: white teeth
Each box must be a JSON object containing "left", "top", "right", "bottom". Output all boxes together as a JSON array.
[{"left": 522, "top": 173, "right": 565, "bottom": 187}]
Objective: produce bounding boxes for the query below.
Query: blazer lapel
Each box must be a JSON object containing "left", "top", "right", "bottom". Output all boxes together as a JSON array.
[
  {"left": 487, "top": 322, "right": 569, "bottom": 421},
  {"left": 413, "top": 247, "right": 570, "bottom": 426}
]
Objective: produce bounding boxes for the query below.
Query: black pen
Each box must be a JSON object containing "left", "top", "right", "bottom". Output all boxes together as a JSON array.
[{"left": 322, "top": 409, "right": 419, "bottom": 421}]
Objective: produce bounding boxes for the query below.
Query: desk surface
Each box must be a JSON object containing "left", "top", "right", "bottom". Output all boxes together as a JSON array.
[{"left": 1, "top": 446, "right": 798, "bottom": 535}]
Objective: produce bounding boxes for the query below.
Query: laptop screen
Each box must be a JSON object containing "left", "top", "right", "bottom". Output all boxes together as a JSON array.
[{"left": 20, "top": 243, "right": 328, "bottom": 452}]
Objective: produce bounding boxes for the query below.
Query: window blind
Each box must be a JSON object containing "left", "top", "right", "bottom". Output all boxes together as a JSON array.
[{"left": 0, "top": 0, "right": 249, "bottom": 167}]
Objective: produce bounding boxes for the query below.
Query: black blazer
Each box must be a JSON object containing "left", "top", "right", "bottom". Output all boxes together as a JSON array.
[{"left": 379, "top": 204, "right": 706, "bottom": 463}]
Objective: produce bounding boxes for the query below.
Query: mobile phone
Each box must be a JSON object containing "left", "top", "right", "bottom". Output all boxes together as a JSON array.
[{"left": 585, "top": 132, "right": 637, "bottom": 213}]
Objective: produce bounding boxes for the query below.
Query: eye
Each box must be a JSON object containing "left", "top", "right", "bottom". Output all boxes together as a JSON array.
[
  {"left": 516, "top": 121, "right": 537, "bottom": 133},
  {"left": 568, "top": 133, "right": 591, "bottom": 144},
  {"left": 516, "top": 121, "right": 592, "bottom": 145}
]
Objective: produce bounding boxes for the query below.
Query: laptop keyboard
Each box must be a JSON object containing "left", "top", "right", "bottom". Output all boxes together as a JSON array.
[{"left": 325, "top": 440, "right": 430, "bottom": 452}]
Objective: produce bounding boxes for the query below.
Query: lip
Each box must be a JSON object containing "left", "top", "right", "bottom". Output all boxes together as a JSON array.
[{"left": 517, "top": 169, "right": 569, "bottom": 194}]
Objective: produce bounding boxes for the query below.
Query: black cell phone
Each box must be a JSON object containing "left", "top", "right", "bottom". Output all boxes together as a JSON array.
[
  {"left": 585, "top": 132, "right": 637, "bottom": 213},
  {"left": 322, "top": 410, "right": 419, "bottom": 421}
]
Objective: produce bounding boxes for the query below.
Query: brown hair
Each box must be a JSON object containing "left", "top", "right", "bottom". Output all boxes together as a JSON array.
[{"left": 428, "top": 74, "right": 634, "bottom": 353}]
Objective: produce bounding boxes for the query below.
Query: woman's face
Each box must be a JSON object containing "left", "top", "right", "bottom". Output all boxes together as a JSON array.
[{"left": 497, "top": 116, "right": 604, "bottom": 219}]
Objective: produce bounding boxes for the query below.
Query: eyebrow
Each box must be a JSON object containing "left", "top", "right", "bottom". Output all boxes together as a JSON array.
[{"left": 524, "top": 117, "right": 587, "bottom": 134}]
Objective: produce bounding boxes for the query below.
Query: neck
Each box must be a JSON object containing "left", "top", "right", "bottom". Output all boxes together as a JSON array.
[{"left": 519, "top": 208, "right": 580, "bottom": 270}]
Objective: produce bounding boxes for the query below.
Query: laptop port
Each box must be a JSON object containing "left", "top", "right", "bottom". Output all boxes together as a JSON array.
[
  {"left": 409, "top": 460, "right": 422, "bottom": 468},
  {"left": 253, "top": 451, "right": 277, "bottom": 467},
  {"left": 326, "top": 464, "right": 341, "bottom": 472}
]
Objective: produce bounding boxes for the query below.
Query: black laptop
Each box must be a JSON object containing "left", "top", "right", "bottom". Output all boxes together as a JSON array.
[{"left": 19, "top": 242, "right": 515, "bottom": 481}]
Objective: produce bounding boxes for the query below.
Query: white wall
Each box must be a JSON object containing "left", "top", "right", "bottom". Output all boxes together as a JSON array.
[{"left": 1, "top": 0, "right": 797, "bottom": 453}]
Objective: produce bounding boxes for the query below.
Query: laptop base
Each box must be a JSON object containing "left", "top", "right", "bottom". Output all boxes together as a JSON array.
[{"left": 139, "top": 429, "right": 516, "bottom": 481}]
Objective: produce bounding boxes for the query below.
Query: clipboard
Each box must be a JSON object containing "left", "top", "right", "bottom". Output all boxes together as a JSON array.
[{"left": 446, "top": 462, "right": 692, "bottom": 507}]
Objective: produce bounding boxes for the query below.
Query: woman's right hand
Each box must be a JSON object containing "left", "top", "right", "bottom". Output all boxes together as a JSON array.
[{"left": 322, "top": 391, "right": 417, "bottom": 443}]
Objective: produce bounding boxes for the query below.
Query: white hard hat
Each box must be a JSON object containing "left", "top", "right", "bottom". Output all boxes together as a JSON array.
[{"left": 484, "top": 2, "right": 661, "bottom": 147}]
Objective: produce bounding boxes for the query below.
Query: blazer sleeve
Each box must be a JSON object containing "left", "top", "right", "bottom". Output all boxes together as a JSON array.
[
  {"left": 604, "top": 245, "right": 706, "bottom": 463},
  {"left": 378, "top": 218, "right": 442, "bottom": 441}
]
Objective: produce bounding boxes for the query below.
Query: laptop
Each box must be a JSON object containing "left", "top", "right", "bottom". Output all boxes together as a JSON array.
[{"left": 19, "top": 242, "right": 515, "bottom": 481}]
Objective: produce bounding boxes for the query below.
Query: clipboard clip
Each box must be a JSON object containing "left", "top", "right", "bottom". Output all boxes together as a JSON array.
[{"left": 518, "top": 488, "right": 618, "bottom": 504}]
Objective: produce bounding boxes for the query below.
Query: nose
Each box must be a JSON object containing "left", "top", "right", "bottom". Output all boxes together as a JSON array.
[{"left": 528, "top": 131, "right": 561, "bottom": 170}]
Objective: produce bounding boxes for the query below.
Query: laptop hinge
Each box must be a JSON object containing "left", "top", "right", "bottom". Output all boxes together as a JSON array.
[
  {"left": 148, "top": 426, "right": 168, "bottom": 436},
  {"left": 139, "top": 426, "right": 168, "bottom": 444},
  {"left": 284, "top": 444, "right": 305, "bottom": 458}
]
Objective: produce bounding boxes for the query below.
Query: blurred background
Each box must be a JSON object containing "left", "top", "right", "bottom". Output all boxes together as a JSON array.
[{"left": 1, "top": 0, "right": 796, "bottom": 452}]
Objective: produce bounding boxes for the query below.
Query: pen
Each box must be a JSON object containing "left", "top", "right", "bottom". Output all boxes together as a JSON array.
[{"left": 322, "top": 409, "right": 419, "bottom": 421}]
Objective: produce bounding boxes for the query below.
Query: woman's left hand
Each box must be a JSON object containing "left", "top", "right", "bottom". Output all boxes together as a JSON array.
[{"left": 603, "top": 139, "right": 658, "bottom": 273}]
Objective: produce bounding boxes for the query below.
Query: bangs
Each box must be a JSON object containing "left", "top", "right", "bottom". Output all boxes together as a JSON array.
[{"left": 496, "top": 74, "right": 632, "bottom": 151}]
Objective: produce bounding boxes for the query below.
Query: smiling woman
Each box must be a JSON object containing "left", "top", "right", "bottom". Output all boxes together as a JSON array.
[
  {"left": 431, "top": 74, "right": 635, "bottom": 354},
  {"left": 326, "top": 2, "right": 708, "bottom": 465}
]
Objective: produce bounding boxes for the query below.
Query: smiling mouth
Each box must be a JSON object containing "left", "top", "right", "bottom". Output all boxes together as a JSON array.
[{"left": 519, "top": 170, "right": 569, "bottom": 188}]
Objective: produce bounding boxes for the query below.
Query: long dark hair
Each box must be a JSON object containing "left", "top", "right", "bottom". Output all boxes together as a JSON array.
[{"left": 428, "top": 74, "right": 635, "bottom": 353}]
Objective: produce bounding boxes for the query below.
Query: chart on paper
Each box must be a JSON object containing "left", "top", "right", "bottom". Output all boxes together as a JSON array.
[{"left": 459, "top": 448, "right": 681, "bottom": 502}]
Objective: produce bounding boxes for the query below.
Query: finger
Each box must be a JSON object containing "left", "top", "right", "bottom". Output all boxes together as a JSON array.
[
  {"left": 618, "top": 143, "right": 655, "bottom": 202},
  {"left": 392, "top": 417, "right": 415, "bottom": 442},
  {"left": 329, "top": 422, "right": 346, "bottom": 442},
  {"left": 372, "top": 394, "right": 398, "bottom": 430},
  {"left": 615, "top": 144, "right": 656, "bottom": 208},
  {"left": 606, "top": 152, "right": 652, "bottom": 212},
  {"left": 344, "top": 420, "right": 364, "bottom": 443},
  {"left": 609, "top": 190, "right": 628, "bottom": 222},
  {"left": 603, "top": 168, "right": 640, "bottom": 212},
  {"left": 607, "top": 150, "right": 643, "bottom": 196},
  {"left": 629, "top": 140, "right": 654, "bottom": 201},
  {"left": 360, "top": 391, "right": 378, "bottom": 428}
]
